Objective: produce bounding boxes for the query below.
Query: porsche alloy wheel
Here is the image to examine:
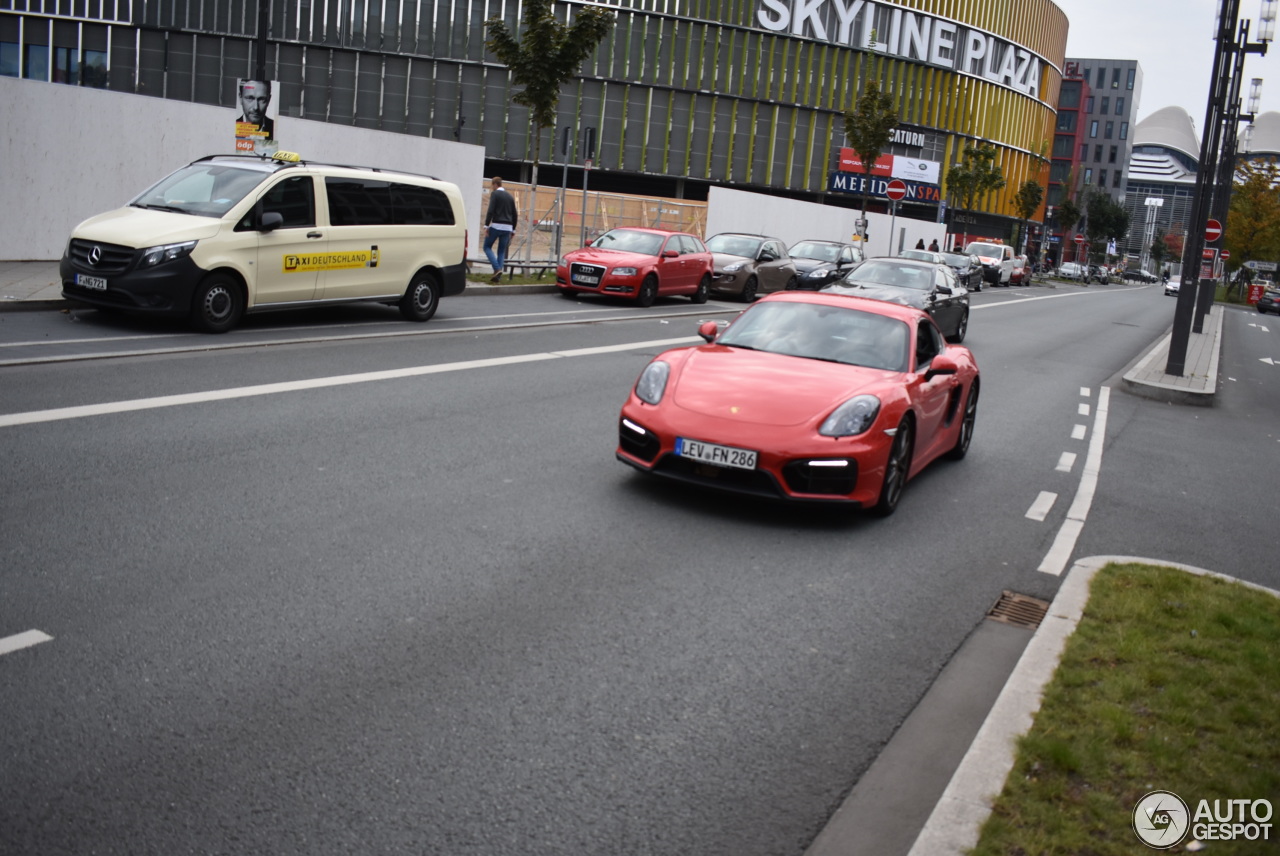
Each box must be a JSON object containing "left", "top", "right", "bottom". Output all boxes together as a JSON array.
[
  {"left": 946, "top": 381, "right": 979, "bottom": 460},
  {"left": 637, "top": 274, "right": 658, "bottom": 307},
  {"left": 690, "top": 274, "right": 710, "bottom": 304},
  {"left": 874, "top": 418, "right": 914, "bottom": 516}
]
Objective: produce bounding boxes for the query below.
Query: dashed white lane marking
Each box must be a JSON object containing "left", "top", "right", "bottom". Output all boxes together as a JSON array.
[
  {"left": 0, "top": 336, "right": 699, "bottom": 429},
  {"left": 1056, "top": 452, "right": 1077, "bottom": 473},
  {"left": 1038, "top": 386, "right": 1111, "bottom": 575},
  {"left": 0, "top": 630, "right": 53, "bottom": 656},
  {"left": 1071, "top": 424, "right": 1087, "bottom": 440},
  {"left": 1078, "top": 403, "right": 1090, "bottom": 416},
  {"left": 1025, "top": 491, "right": 1058, "bottom": 522},
  {"left": 1080, "top": 387, "right": 1091, "bottom": 397}
]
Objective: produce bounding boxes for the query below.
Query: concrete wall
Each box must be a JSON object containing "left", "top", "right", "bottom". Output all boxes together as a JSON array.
[
  {"left": 705, "top": 187, "right": 948, "bottom": 258},
  {"left": 0, "top": 77, "right": 486, "bottom": 261}
]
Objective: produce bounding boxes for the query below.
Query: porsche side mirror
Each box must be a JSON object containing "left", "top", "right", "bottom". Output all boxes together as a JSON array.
[
  {"left": 924, "top": 353, "right": 959, "bottom": 380},
  {"left": 698, "top": 320, "right": 722, "bottom": 343}
]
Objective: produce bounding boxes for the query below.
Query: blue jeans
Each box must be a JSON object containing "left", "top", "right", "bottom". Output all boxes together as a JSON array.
[{"left": 484, "top": 227, "right": 513, "bottom": 273}]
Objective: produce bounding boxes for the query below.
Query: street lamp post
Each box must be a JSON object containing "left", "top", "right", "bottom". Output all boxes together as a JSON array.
[{"left": 1166, "top": 0, "right": 1274, "bottom": 376}]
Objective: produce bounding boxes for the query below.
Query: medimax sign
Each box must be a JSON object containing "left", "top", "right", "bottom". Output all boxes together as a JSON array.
[{"left": 756, "top": 0, "right": 1044, "bottom": 98}]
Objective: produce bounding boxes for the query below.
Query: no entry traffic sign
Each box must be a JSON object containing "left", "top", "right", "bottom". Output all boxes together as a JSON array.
[
  {"left": 885, "top": 179, "right": 908, "bottom": 201},
  {"left": 1205, "top": 219, "right": 1223, "bottom": 242},
  {"left": 1221, "top": 249, "right": 1231, "bottom": 261},
  {"left": 1073, "top": 234, "right": 1085, "bottom": 245}
]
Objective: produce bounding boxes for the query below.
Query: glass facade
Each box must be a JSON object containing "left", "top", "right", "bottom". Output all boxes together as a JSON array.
[{"left": 1, "top": 0, "right": 1066, "bottom": 220}]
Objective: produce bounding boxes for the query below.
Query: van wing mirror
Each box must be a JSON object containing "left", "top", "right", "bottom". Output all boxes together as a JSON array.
[{"left": 259, "top": 211, "right": 284, "bottom": 232}]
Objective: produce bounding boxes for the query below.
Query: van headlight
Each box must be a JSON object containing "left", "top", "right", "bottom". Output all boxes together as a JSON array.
[
  {"left": 138, "top": 240, "right": 197, "bottom": 269},
  {"left": 819, "top": 395, "right": 881, "bottom": 437}
]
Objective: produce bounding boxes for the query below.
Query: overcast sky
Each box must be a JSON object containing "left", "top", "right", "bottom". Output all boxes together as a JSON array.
[{"left": 1054, "top": 0, "right": 1280, "bottom": 129}]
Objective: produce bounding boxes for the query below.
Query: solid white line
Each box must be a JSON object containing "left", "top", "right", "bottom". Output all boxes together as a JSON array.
[
  {"left": 0, "top": 336, "right": 699, "bottom": 429},
  {"left": 1055, "top": 452, "right": 1077, "bottom": 473},
  {"left": 1071, "top": 424, "right": 1087, "bottom": 440},
  {"left": 968, "top": 285, "right": 1146, "bottom": 312},
  {"left": 1038, "top": 386, "right": 1111, "bottom": 575},
  {"left": 1078, "top": 402, "right": 1090, "bottom": 416},
  {"left": 0, "top": 629, "right": 54, "bottom": 656},
  {"left": 1025, "top": 491, "right": 1058, "bottom": 521}
]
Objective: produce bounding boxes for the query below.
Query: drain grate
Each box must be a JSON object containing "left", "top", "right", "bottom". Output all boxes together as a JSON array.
[{"left": 986, "top": 591, "right": 1050, "bottom": 628}]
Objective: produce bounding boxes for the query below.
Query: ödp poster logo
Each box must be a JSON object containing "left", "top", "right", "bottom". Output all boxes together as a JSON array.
[{"left": 1133, "top": 790, "right": 1190, "bottom": 849}]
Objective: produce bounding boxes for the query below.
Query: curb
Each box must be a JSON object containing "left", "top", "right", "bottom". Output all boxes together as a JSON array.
[
  {"left": 904, "top": 555, "right": 1280, "bottom": 855},
  {"left": 1120, "top": 306, "right": 1222, "bottom": 406}
]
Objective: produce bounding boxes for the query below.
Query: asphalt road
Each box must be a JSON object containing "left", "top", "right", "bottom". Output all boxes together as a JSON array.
[{"left": 1, "top": 283, "right": 1274, "bottom": 855}]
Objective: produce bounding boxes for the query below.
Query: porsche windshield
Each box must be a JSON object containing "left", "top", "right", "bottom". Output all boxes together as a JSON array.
[
  {"left": 590, "top": 229, "right": 665, "bottom": 256},
  {"left": 129, "top": 161, "right": 279, "bottom": 218},
  {"left": 719, "top": 301, "right": 909, "bottom": 372}
]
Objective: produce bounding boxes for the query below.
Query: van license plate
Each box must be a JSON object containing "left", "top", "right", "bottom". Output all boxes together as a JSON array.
[{"left": 76, "top": 274, "right": 108, "bottom": 291}]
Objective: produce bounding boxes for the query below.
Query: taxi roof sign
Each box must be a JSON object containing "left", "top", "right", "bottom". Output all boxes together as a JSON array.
[{"left": 271, "top": 151, "right": 302, "bottom": 163}]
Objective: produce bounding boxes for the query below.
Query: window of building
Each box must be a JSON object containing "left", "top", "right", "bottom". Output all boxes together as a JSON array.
[
  {"left": 82, "top": 49, "right": 107, "bottom": 88},
  {"left": 1085, "top": 96, "right": 1094, "bottom": 112},
  {"left": 1059, "top": 81, "right": 1081, "bottom": 109},
  {"left": 1084, "top": 168, "right": 1094, "bottom": 185},
  {"left": 52, "top": 45, "right": 78, "bottom": 84},
  {"left": 1080, "top": 143, "right": 1089, "bottom": 160},
  {"left": 25, "top": 44, "right": 48, "bottom": 81},
  {"left": 1082, "top": 68, "right": 1091, "bottom": 85},
  {"left": 1113, "top": 170, "right": 1122, "bottom": 188},
  {"left": 1115, "top": 97, "right": 1125, "bottom": 115},
  {"left": 1112, "top": 67, "right": 1122, "bottom": 88},
  {"left": 1095, "top": 144, "right": 1104, "bottom": 161},
  {"left": 1053, "top": 135, "right": 1075, "bottom": 157},
  {"left": 1105, "top": 121, "right": 1114, "bottom": 139},
  {"left": 1099, "top": 169, "right": 1108, "bottom": 187},
  {"left": 1090, "top": 120, "right": 1099, "bottom": 138},
  {"left": 1126, "top": 68, "right": 1135, "bottom": 90},
  {"left": 1109, "top": 145, "right": 1118, "bottom": 163},
  {"left": 1100, "top": 96, "right": 1109, "bottom": 115},
  {"left": 1120, "top": 122, "right": 1129, "bottom": 140},
  {"left": 1096, "top": 68, "right": 1105, "bottom": 88},
  {"left": 1057, "top": 112, "right": 1077, "bottom": 132},
  {"left": 1050, "top": 161, "right": 1072, "bottom": 182}
]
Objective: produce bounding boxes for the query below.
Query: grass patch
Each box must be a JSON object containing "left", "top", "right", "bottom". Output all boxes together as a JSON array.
[{"left": 970, "top": 563, "right": 1280, "bottom": 855}]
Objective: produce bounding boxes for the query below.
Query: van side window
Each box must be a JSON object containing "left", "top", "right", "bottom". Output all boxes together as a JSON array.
[
  {"left": 326, "top": 177, "right": 456, "bottom": 227},
  {"left": 235, "top": 175, "right": 315, "bottom": 231}
]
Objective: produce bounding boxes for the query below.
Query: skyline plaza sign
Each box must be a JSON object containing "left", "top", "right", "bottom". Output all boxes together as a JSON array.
[{"left": 755, "top": 0, "right": 1045, "bottom": 98}]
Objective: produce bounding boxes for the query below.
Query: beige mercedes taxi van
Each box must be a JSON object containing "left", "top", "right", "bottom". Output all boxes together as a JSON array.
[{"left": 60, "top": 152, "right": 467, "bottom": 332}]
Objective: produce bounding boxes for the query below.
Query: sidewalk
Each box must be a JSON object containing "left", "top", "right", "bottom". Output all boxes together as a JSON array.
[{"left": 0, "top": 260, "right": 555, "bottom": 311}]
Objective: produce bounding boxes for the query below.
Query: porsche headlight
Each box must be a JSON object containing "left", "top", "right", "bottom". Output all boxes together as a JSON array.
[
  {"left": 613, "top": 266, "right": 639, "bottom": 276},
  {"left": 138, "top": 240, "right": 197, "bottom": 269},
  {"left": 634, "top": 360, "right": 671, "bottom": 405},
  {"left": 819, "top": 395, "right": 881, "bottom": 437}
]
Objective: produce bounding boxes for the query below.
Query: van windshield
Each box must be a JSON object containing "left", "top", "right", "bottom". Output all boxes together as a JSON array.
[
  {"left": 967, "top": 243, "right": 1002, "bottom": 258},
  {"left": 129, "top": 161, "right": 278, "bottom": 218}
]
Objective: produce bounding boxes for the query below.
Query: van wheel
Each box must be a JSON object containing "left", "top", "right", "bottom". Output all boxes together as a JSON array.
[
  {"left": 400, "top": 271, "right": 440, "bottom": 322},
  {"left": 190, "top": 273, "right": 244, "bottom": 334}
]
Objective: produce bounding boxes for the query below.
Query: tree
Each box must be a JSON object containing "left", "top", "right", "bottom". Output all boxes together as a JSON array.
[
  {"left": 1150, "top": 228, "right": 1169, "bottom": 274},
  {"left": 1013, "top": 179, "right": 1044, "bottom": 255},
  {"left": 1226, "top": 160, "right": 1280, "bottom": 277},
  {"left": 842, "top": 77, "right": 899, "bottom": 223},
  {"left": 1083, "top": 190, "right": 1129, "bottom": 264},
  {"left": 945, "top": 144, "right": 1006, "bottom": 243},
  {"left": 1057, "top": 195, "right": 1083, "bottom": 236},
  {"left": 485, "top": 0, "right": 614, "bottom": 197}
]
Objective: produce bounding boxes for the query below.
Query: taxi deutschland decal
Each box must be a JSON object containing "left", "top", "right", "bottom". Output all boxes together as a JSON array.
[{"left": 283, "top": 247, "right": 380, "bottom": 272}]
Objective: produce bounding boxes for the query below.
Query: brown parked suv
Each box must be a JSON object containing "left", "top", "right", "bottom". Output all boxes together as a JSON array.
[{"left": 705, "top": 233, "right": 799, "bottom": 301}]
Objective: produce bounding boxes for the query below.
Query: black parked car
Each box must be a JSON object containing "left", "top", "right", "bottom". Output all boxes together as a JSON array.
[
  {"left": 822, "top": 257, "right": 969, "bottom": 343},
  {"left": 787, "top": 239, "right": 865, "bottom": 290},
  {"left": 1257, "top": 286, "right": 1280, "bottom": 315},
  {"left": 940, "top": 251, "right": 984, "bottom": 291}
]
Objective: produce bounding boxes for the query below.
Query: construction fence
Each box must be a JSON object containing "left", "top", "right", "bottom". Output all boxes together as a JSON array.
[{"left": 475, "top": 181, "right": 708, "bottom": 268}]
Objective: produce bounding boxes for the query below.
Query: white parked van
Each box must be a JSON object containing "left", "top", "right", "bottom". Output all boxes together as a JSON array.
[
  {"left": 964, "top": 241, "right": 1014, "bottom": 287},
  {"left": 60, "top": 152, "right": 467, "bottom": 332}
]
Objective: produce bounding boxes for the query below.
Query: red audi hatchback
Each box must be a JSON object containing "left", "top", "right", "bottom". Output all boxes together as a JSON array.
[{"left": 556, "top": 227, "right": 713, "bottom": 306}]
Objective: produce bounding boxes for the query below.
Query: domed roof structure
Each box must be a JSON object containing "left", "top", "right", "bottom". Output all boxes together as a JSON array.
[
  {"left": 1132, "top": 106, "right": 1200, "bottom": 160},
  {"left": 1242, "top": 111, "right": 1280, "bottom": 156}
]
